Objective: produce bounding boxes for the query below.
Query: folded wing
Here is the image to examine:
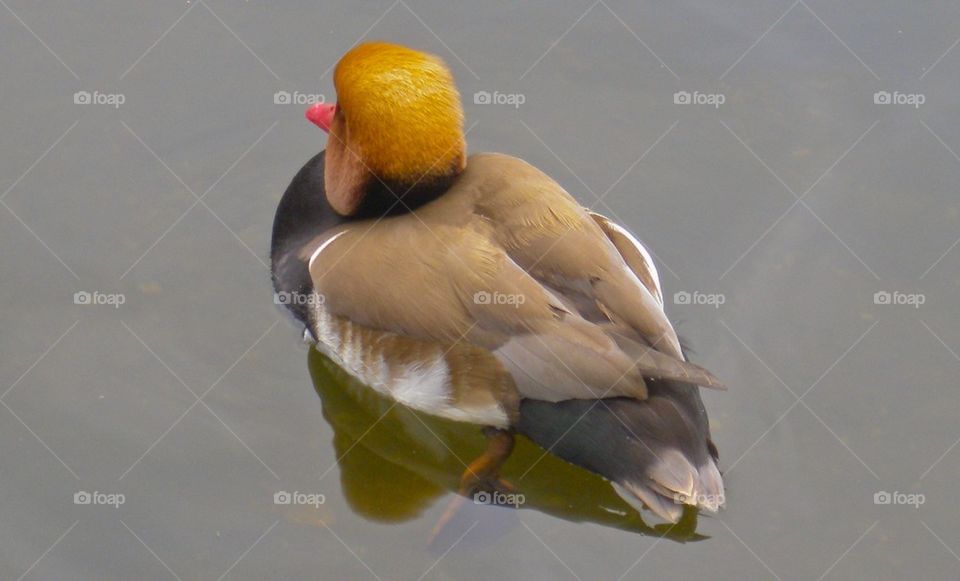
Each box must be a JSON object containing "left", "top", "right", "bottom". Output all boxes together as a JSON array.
[{"left": 309, "top": 222, "right": 654, "bottom": 401}]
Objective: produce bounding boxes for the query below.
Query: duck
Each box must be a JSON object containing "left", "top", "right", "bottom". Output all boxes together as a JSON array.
[{"left": 271, "top": 41, "right": 725, "bottom": 524}]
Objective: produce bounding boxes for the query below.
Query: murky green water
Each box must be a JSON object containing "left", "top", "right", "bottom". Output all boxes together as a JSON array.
[{"left": 3, "top": 1, "right": 960, "bottom": 579}]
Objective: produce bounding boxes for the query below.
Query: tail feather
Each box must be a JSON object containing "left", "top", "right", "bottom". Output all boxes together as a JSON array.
[
  {"left": 697, "top": 458, "right": 724, "bottom": 512},
  {"left": 517, "top": 382, "right": 723, "bottom": 523},
  {"left": 647, "top": 448, "right": 697, "bottom": 499}
]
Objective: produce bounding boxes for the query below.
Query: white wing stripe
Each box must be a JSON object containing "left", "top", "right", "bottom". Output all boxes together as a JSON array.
[
  {"left": 605, "top": 220, "right": 663, "bottom": 306},
  {"left": 307, "top": 229, "right": 350, "bottom": 272}
]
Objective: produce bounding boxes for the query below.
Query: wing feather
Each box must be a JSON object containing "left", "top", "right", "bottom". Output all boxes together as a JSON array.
[{"left": 309, "top": 222, "right": 651, "bottom": 401}]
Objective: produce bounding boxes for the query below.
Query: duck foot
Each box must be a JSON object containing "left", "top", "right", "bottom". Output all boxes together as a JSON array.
[{"left": 428, "top": 428, "right": 516, "bottom": 544}]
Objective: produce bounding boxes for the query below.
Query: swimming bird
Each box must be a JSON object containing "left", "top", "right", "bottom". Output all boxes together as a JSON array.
[{"left": 271, "top": 41, "right": 725, "bottom": 523}]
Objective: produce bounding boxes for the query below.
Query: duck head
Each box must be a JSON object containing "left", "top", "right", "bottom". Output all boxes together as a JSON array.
[{"left": 306, "top": 42, "right": 466, "bottom": 217}]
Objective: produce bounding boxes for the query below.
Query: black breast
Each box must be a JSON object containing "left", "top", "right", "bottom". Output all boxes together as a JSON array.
[{"left": 270, "top": 151, "right": 345, "bottom": 328}]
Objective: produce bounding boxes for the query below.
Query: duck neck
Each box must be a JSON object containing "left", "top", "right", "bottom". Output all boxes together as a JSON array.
[{"left": 354, "top": 166, "right": 462, "bottom": 219}]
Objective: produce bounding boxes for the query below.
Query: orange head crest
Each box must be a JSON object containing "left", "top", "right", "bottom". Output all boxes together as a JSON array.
[{"left": 309, "top": 43, "right": 465, "bottom": 191}]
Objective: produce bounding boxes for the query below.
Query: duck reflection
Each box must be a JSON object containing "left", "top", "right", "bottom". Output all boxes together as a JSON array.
[{"left": 308, "top": 348, "right": 707, "bottom": 543}]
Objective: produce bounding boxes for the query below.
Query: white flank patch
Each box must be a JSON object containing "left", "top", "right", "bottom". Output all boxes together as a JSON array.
[
  {"left": 390, "top": 358, "right": 453, "bottom": 412},
  {"left": 308, "top": 300, "right": 509, "bottom": 427}
]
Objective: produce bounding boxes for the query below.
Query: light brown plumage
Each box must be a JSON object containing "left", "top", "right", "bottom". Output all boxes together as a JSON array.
[{"left": 307, "top": 153, "right": 722, "bottom": 408}]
